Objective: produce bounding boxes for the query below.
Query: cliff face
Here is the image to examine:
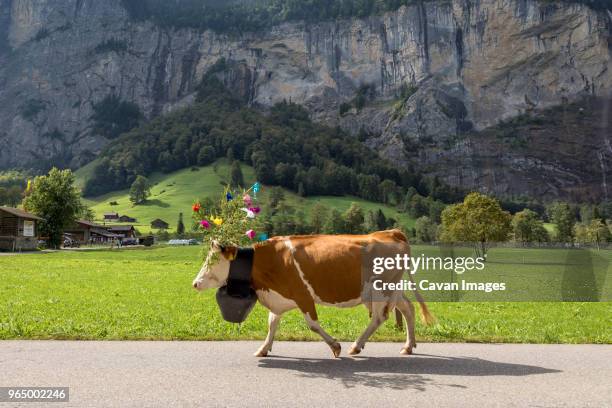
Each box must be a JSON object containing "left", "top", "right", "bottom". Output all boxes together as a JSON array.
[{"left": 1, "top": 0, "right": 611, "bottom": 200}]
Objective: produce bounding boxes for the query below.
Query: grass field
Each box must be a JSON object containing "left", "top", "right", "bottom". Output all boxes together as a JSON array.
[
  {"left": 75, "top": 160, "right": 416, "bottom": 234},
  {"left": 1, "top": 246, "right": 610, "bottom": 343}
]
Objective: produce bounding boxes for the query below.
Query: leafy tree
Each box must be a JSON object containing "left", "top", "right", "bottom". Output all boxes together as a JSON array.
[
  {"left": 0, "top": 185, "right": 23, "bottom": 206},
  {"left": 269, "top": 187, "right": 285, "bottom": 210},
  {"left": 547, "top": 202, "right": 576, "bottom": 242},
  {"left": 324, "top": 209, "right": 346, "bottom": 234},
  {"left": 375, "top": 209, "right": 388, "bottom": 231},
  {"left": 344, "top": 203, "right": 365, "bottom": 234},
  {"left": 310, "top": 203, "right": 329, "bottom": 234},
  {"left": 379, "top": 179, "right": 397, "bottom": 204},
  {"left": 197, "top": 146, "right": 216, "bottom": 165},
  {"left": 407, "top": 194, "right": 429, "bottom": 218},
  {"left": 586, "top": 219, "right": 611, "bottom": 250},
  {"left": 230, "top": 161, "right": 245, "bottom": 187},
  {"left": 22, "top": 168, "right": 85, "bottom": 249},
  {"left": 402, "top": 187, "right": 418, "bottom": 212},
  {"left": 427, "top": 198, "right": 446, "bottom": 223},
  {"left": 414, "top": 216, "right": 438, "bottom": 243},
  {"left": 129, "top": 175, "right": 151, "bottom": 205},
  {"left": 177, "top": 212, "right": 185, "bottom": 236},
  {"left": 512, "top": 209, "right": 549, "bottom": 244},
  {"left": 364, "top": 210, "right": 377, "bottom": 232},
  {"left": 90, "top": 95, "right": 141, "bottom": 140},
  {"left": 440, "top": 192, "right": 511, "bottom": 258}
]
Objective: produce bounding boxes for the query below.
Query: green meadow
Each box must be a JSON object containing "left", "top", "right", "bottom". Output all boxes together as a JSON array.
[
  {"left": 1, "top": 246, "right": 610, "bottom": 343},
  {"left": 76, "top": 160, "right": 416, "bottom": 234}
]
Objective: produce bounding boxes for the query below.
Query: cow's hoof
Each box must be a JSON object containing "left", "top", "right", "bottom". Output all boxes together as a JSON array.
[
  {"left": 348, "top": 346, "right": 362, "bottom": 356},
  {"left": 254, "top": 348, "right": 269, "bottom": 357},
  {"left": 400, "top": 346, "right": 413, "bottom": 355},
  {"left": 330, "top": 342, "right": 342, "bottom": 358}
]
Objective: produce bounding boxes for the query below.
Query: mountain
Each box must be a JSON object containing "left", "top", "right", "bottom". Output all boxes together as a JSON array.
[{"left": 1, "top": 0, "right": 611, "bottom": 201}]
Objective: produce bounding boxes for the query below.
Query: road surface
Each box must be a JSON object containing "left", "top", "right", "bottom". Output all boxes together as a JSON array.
[{"left": 0, "top": 341, "right": 610, "bottom": 407}]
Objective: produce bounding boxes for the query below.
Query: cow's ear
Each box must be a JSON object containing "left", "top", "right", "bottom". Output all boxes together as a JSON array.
[{"left": 221, "top": 246, "right": 238, "bottom": 261}]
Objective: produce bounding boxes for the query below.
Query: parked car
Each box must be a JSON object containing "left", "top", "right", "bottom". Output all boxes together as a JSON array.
[
  {"left": 140, "top": 236, "right": 155, "bottom": 247},
  {"left": 121, "top": 238, "right": 139, "bottom": 246},
  {"left": 62, "top": 234, "right": 80, "bottom": 248},
  {"left": 168, "top": 239, "right": 200, "bottom": 246}
]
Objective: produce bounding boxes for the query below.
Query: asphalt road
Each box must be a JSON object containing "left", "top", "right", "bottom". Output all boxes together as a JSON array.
[{"left": 0, "top": 341, "right": 610, "bottom": 407}]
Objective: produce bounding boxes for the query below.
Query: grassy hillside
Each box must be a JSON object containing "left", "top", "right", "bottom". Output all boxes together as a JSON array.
[{"left": 75, "top": 160, "right": 416, "bottom": 234}]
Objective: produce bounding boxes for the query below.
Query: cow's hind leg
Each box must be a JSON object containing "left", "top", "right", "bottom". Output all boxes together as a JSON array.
[
  {"left": 395, "top": 295, "right": 417, "bottom": 355},
  {"left": 348, "top": 302, "right": 390, "bottom": 355},
  {"left": 303, "top": 311, "right": 341, "bottom": 358},
  {"left": 254, "top": 312, "right": 282, "bottom": 357}
]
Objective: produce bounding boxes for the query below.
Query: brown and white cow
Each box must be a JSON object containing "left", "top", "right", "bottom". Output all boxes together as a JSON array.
[{"left": 192, "top": 230, "right": 433, "bottom": 358}]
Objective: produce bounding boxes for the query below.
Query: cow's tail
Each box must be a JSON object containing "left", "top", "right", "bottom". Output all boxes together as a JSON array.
[
  {"left": 406, "top": 271, "right": 435, "bottom": 325},
  {"left": 402, "top": 272, "right": 436, "bottom": 326}
]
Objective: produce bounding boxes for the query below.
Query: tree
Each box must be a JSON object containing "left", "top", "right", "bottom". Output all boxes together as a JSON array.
[
  {"left": 547, "top": 202, "right": 576, "bottom": 242},
  {"left": 379, "top": 179, "right": 397, "bottom": 204},
  {"left": 440, "top": 192, "right": 511, "bottom": 258},
  {"left": 197, "top": 145, "right": 216, "bottom": 165},
  {"left": 324, "top": 209, "right": 346, "bottom": 234},
  {"left": 269, "top": 187, "right": 285, "bottom": 210},
  {"left": 22, "top": 168, "right": 85, "bottom": 249},
  {"left": 512, "top": 209, "right": 549, "bottom": 245},
  {"left": 129, "top": 175, "right": 151, "bottom": 205},
  {"left": 177, "top": 212, "right": 185, "bottom": 236},
  {"left": 407, "top": 194, "right": 429, "bottom": 218},
  {"left": 364, "top": 210, "right": 377, "bottom": 232},
  {"left": 0, "top": 185, "right": 22, "bottom": 206},
  {"left": 586, "top": 219, "right": 611, "bottom": 250},
  {"left": 415, "top": 216, "right": 438, "bottom": 243},
  {"left": 230, "top": 161, "right": 244, "bottom": 187},
  {"left": 344, "top": 203, "right": 365, "bottom": 234},
  {"left": 375, "top": 209, "right": 388, "bottom": 231},
  {"left": 310, "top": 203, "right": 329, "bottom": 234}
]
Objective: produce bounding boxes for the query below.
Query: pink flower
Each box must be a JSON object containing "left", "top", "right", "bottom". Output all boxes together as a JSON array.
[
  {"left": 250, "top": 207, "right": 261, "bottom": 214},
  {"left": 246, "top": 229, "right": 256, "bottom": 240},
  {"left": 200, "top": 220, "right": 210, "bottom": 229},
  {"left": 243, "top": 194, "right": 252, "bottom": 206}
]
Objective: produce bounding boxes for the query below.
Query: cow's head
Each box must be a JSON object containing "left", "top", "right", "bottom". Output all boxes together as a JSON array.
[{"left": 192, "top": 241, "right": 237, "bottom": 291}]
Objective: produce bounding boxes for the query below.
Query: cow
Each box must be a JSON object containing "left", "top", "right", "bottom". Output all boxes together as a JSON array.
[{"left": 192, "top": 230, "right": 433, "bottom": 358}]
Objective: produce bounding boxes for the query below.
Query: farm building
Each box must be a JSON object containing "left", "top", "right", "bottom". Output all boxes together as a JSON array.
[
  {"left": 104, "top": 212, "right": 119, "bottom": 221},
  {"left": 0, "top": 206, "right": 42, "bottom": 251},
  {"left": 151, "top": 219, "right": 169, "bottom": 229},
  {"left": 64, "top": 220, "right": 122, "bottom": 244},
  {"left": 106, "top": 225, "right": 137, "bottom": 239},
  {"left": 119, "top": 215, "right": 137, "bottom": 222}
]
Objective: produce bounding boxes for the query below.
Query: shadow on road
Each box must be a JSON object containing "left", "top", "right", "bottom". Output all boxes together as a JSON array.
[{"left": 258, "top": 353, "right": 561, "bottom": 391}]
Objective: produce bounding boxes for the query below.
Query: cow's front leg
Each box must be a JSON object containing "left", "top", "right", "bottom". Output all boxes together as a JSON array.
[
  {"left": 303, "top": 312, "right": 341, "bottom": 358},
  {"left": 254, "top": 312, "right": 282, "bottom": 357}
]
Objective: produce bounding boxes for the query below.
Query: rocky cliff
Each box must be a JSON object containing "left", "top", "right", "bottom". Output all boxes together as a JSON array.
[{"left": 1, "top": 0, "right": 611, "bottom": 200}]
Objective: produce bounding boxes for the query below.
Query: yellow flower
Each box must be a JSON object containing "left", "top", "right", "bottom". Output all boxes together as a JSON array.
[{"left": 213, "top": 217, "right": 223, "bottom": 226}]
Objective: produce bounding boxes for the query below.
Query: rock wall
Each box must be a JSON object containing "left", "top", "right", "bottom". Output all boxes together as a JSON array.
[{"left": 0, "top": 0, "right": 611, "bottom": 199}]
